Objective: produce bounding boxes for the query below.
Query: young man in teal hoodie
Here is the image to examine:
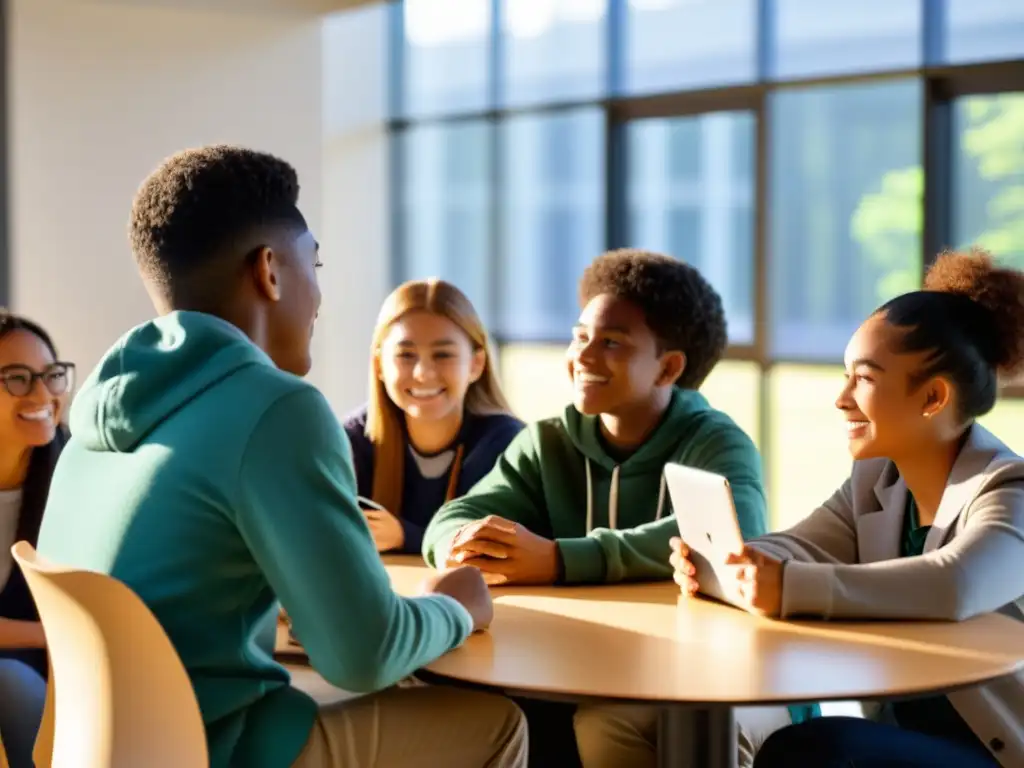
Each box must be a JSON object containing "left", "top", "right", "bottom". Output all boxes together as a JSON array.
[
  {"left": 36, "top": 146, "right": 526, "bottom": 768},
  {"left": 422, "top": 249, "right": 816, "bottom": 767}
]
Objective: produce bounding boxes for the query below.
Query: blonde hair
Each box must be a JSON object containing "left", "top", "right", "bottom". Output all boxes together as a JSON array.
[{"left": 366, "top": 278, "right": 513, "bottom": 516}]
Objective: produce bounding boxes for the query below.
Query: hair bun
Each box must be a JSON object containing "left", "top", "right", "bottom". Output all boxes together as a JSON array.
[{"left": 924, "top": 248, "right": 1024, "bottom": 377}]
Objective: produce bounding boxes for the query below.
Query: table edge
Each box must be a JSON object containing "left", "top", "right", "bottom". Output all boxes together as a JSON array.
[{"left": 413, "top": 664, "right": 1024, "bottom": 708}]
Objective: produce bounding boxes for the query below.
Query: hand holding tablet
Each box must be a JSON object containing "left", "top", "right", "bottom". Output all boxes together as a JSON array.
[
  {"left": 664, "top": 463, "right": 753, "bottom": 609},
  {"left": 665, "top": 463, "right": 785, "bottom": 616}
]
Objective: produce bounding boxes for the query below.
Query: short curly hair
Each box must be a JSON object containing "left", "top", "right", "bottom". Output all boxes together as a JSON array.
[
  {"left": 579, "top": 248, "right": 727, "bottom": 389},
  {"left": 129, "top": 145, "right": 306, "bottom": 299}
]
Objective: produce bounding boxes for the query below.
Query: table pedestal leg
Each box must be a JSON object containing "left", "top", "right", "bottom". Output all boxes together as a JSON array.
[{"left": 658, "top": 705, "right": 736, "bottom": 768}]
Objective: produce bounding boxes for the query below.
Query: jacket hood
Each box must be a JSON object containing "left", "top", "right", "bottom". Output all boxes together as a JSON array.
[
  {"left": 70, "top": 311, "right": 272, "bottom": 452},
  {"left": 560, "top": 388, "right": 715, "bottom": 532},
  {"left": 561, "top": 388, "right": 714, "bottom": 473}
]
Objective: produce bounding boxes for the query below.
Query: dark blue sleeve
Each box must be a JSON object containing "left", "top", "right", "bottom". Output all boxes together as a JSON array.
[
  {"left": 457, "top": 414, "right": 526, "bottom": 494},
  {"left": 399, "top": 519, "right": 426, "bottom": 555},
  {"left": 344, "top": 406, "right": 429, "bottom": 554},
  {"left": 341, "top": 405, "right": 374, "bottom": 499}
]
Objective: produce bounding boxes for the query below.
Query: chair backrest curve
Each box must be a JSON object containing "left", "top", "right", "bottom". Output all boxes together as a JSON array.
[{"left": 12, "top": 541, "right": 209, "bottom": 768}]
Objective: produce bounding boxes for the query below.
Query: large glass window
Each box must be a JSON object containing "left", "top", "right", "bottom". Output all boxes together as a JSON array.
[
  {"left": 770, "top": 79, "right": 922, "bottom": 360},
  {"left": 624, "top": 0, "right": 756, "bottom": 95},
  {"left": 400, "top": 0, "right": 491, "bottom": 117},
  {"left": 502, "top": 0, "right": 607, "bottom": 107},
  {"left": 953, "top": 92, "right": 1024, "bottom": 268},
  {"left": 771, "top": 0, "right": 921, "bottom": 80},
  {"left": 396, "top": 121, "right": 494, "bottom": 323},
  {"left": 627, "top": 111, "right": 755, "bottom": 344},
  {"left": 945, "top": 0, "right": 1024, "bottom": 65},
  {"left": 387, "top": 0, "right": 1024, "bottom": 533},
  {"left": 497, "top": 109, "right": 605, "bottom": 341}
]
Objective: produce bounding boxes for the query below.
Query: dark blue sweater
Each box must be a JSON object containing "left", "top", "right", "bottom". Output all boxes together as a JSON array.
[{"left": 343, "top": 407, "right": 524, "bottom": 554}]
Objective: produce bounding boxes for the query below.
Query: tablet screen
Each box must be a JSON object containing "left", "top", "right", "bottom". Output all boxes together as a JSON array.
[{"left": 664, "top": 463, "right": 745, "bottom": 606}]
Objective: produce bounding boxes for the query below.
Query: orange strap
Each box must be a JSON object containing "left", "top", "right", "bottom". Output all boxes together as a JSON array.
[{"left": 444, "top": 444, "right": 466, "bottom": 503}]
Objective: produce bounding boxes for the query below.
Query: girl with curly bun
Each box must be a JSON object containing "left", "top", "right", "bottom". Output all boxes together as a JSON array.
[{"left": 673, "top": 249, "right": 1024, "bottom": 767}]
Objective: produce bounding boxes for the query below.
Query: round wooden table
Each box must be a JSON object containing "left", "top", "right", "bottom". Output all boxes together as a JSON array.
[{"left": 381, "top": 556, "right": 1024, "bottom": 768}]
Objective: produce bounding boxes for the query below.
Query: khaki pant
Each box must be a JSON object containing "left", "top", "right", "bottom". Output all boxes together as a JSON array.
[
  {"left": 292, "top": 685, "right": 528, "bottom": 768},
  {"left": 573, "top": 704, "right": 793, "bottom": 768}
]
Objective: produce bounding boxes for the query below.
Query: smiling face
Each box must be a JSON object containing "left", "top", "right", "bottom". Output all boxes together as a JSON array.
[
  {"left": 837, "top": 312, "right": 954, "bottom": 461},
  {"left": 567, "top": 293, "right": 683, "bottom": 417},
  {"left": 0, "top": 329, "right": 70, "bottom": 449},
  {"left": 377, "top": 310, "right": 485, "bottom": 425}
]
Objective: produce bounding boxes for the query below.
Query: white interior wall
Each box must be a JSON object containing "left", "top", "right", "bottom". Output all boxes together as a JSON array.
[
  {"left": 317, "top": 5, "right": 390, "bottom": 414},
  {"left": 8, "top": 0, "right": 390, "bottom": 415}
]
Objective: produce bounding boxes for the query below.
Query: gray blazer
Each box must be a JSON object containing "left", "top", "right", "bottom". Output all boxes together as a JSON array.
[{"left": 752, "top": 423, "right": 1024, "bottom": 766}]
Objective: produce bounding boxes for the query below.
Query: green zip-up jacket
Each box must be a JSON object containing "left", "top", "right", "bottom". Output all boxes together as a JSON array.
[{"left": 423, "top": 388, "right": 767, "bottom": 583}]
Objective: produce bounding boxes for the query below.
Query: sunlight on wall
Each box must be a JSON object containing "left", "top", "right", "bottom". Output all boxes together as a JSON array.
[
  {"left": 499, "top": 344, "right": 572, "bottom": 422},
  {"left": 767, "top": 366, "right": 851, "bottom": 530},
  {"left": 701, "top": 361, "right": 760, "bottom": 448},
  {"left": 980, "top": 397, "right": 1024, "bottom": 454}
]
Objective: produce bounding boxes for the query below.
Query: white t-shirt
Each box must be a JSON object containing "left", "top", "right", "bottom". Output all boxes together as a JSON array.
[{"left": 408, "top": 446, "right": 456, "bottom": 480}]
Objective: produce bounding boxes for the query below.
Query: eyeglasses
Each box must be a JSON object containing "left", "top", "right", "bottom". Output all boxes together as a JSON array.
[{"left": 0, "top": 363, "right": 75, "bottom": 397}]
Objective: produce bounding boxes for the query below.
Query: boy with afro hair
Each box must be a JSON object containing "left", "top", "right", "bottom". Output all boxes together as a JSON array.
[
  {"left": 424, "top": 247, "right": 761, "bottom": 589},
  {"left": 423, "top": 248, "right": 815, "bottom": 767}
]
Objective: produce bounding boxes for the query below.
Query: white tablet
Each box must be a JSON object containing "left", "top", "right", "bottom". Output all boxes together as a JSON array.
[{"left": 664, "top": 463, "right": 746, "bottom": 607}]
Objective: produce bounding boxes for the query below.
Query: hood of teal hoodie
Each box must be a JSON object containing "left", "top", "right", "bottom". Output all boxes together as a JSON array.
[
  {"left": 560, "top": 388, "right": 714, "bottom": 532},
  {"left": 71, "top": 311, "right": 273, "bottom": 453}
]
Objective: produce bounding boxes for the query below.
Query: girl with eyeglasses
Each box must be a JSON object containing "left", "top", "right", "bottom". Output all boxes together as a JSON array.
[{"left": 0, "top": 311, "right": 72, "bottom": 768}]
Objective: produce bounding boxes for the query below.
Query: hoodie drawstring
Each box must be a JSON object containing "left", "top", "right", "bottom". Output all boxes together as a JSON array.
[
  {"left": 655, "top": 473, "right": 667, "bottom": 521},
  {"left": 585, "top": 459, "right": 594, "bottom": 534},
  {"left": 584, "top": 458, "right": 668, "bottom": 534},
  {"left": 608, "top": 465, "right": 620, "bottom": 531}
]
